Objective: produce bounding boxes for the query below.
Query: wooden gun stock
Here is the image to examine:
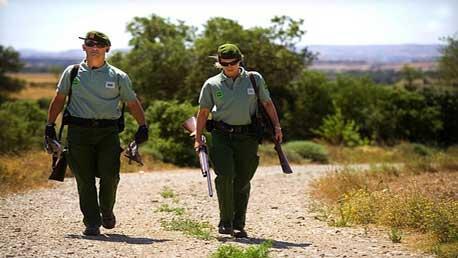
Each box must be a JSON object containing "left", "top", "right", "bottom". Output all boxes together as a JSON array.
[{"left": 273, "top": 140, "right": 293, "bottom": 174}]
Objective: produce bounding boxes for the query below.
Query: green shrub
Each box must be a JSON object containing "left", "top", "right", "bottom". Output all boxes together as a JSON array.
[
  {"left": 143, "top": 100, "right": 197, "bottom": 166},
  {"left": 161, "top": 218, "right": 213, "bottom": 240},
  {"left": 0, "top": 100, "right": 46, "bottom": 153},
  {"left": 283, "top": 141, "right": 328, "bottom": 163},
  {"left": 389, "top": 227, "right": 402, "bottom": 243},
  {"left": 211, "top": 241, "right": 273, "bottom": 258},
  {"left": 313, "top": 107, "right": 368, "bottom": 147},
  {"left": 36, "top": 97, "right": 52, "bottom": 110}
]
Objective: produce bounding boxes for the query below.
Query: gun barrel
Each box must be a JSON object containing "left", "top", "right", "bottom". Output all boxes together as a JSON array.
[{"left": 206, "top": 170, "right": 213, "bottom": 197}]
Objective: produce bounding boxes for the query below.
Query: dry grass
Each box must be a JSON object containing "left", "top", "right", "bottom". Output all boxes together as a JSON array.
[
  {"left": 11, "top": 86, "right": 57, "bottom": 100},
  {"left": 8, "top": 73, "right": 57, "bottom": 100},
  {"left": 310, "top": 152, "right": 458, "bottom": 257},
  {"left": 326, "top": 144, "right": 405, "bottom": 164},
  {"left": 0, "top": 149, "right": 176, "bottom": 196},
  {"left": 0, "top": 150, "right": 53, "bottom": 195},
  {"left": 7, "top": 73, "right": 58, "bottom": 84}
]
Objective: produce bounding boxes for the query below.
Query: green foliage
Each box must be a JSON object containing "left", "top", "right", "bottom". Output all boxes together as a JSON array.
[
  {"left": 411, "top": 143, "right": 434, "bottom": 156},
  {"left": 161, "top": 218, "right": 213, "bottom": 240},
  {"left": 160, "top": 186, "right": 176, "bottom": 198},
  {"left": 0, "top": 45, "right": 25, "bottom": 96},
  {"left": 389, "top": 227, "right": 402, "bottom": 243},
  {"left": 0, "top": 100, "right": 47, "bottom": 153},
  {"left": 387, "top": 89, "right": 443, "bottom": 143},
  {"left": 283, "top": 70, "right": 333, "bottom": 139},
  {"left": 155, "top": 204, "right": 185, "bottom": 216},
  {"left": 313, "top": 107, "right": 368, "bottom": 147},
  {"left": 109, "top": 14, "right": 196, "bottom": 100},
  {"left": 438, "top": 34, "right": 458, "bottom": 87},
  {"left": 421, "top": 89, "right": 458, "bottom": 145},
  {"left": 143, "top": 100, "right": 198, "bottom": 166},
  {"left": 283, "top": 141, "right": 328, "bottom": 163},
  {"left": 211, "top": 241, "right": 273, "bottom": 258},
  {"left": 400, "top": 65, "right": 423, "bottom": 90},
  {"left": 0, "top": 45, "right": 23, "bottom": 74}
]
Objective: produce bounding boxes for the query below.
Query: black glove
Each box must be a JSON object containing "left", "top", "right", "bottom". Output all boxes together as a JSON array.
[
  {"left": 134, "top": 124, "right": 148, "bottom": 144},
  {"left": 45, "top": 123, "right": 57, "bottom": 140}
]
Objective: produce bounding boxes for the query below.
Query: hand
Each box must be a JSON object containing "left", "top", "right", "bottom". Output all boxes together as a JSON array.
[
  {"left": 194, "top": 137, "right": 205, "bottom": 152},
  {"left": 45, "top": 123, "right": 57, "bottom": 140},
  {"left": 274, "top": 126, "right": 283, "bottom": 144},
  {"left": 134, "top": 124, "right": 149, "bottom": 144}
]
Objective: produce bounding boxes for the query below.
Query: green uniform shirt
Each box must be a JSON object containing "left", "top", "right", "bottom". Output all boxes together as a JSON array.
[
  {"left": 57, "top": 61, "right": 137, "bottom": 120},
  {"left": 199, "top": 68, "right": 271, "bottom": 125}
]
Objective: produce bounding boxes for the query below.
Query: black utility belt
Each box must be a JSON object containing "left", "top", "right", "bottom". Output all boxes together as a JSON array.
[
  {"left": 206, "top": 120, "right": 255, "bottom": 134},
  {"left": 67, "top": 116, "right": 118, "bottom": 128}
]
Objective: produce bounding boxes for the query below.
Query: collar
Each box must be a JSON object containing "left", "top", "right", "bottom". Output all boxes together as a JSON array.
[
  {"left": 80, "top": 60, "right": 109, "bottom": 71},
  {"left": 219, "top": 67, "right": 248, "bottom": 81}
]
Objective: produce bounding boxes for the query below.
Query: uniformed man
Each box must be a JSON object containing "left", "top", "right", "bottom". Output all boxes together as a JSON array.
[
  {"left": 45, "top": 31, "right": 148, "bottom": 236},
  {"left": 194, "top": 43, "right": 283, "bottom": 238}
]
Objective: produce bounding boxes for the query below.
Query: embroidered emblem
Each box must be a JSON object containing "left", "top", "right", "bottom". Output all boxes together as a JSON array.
[
  {"left": 216, "top": 90, "right": 223, "bottom": 99},
  {"left": 247, "top": 88, "right": 255, "bottom": 95},
  {"left": 72, "top": 77, "right": 80, "bottom": 87},
  {"left": 105, "top": 81, "right": 115, "bottom": 89}
]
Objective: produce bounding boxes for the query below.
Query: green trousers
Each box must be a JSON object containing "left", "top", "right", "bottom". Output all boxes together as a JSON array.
[
  {"left": 209, "top": 130, "right": 259, "bottom": 229},
  {"left": 67, "top": 125, "right": 121, "bottom": 227}
]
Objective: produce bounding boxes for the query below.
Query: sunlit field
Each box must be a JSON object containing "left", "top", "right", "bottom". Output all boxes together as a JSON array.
[{"left": 8, "top": 73, "right": 57, "bottom": 100}]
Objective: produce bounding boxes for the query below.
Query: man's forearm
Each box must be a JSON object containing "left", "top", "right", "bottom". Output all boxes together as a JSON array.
[
  {"left": 262, "top": 100, "right": 281, "bottom": 128},
  {"left": 127, "top": 99, "right": 146, "bottom": 125},
  {"left": 47, "top": 94, "right": 66, "bottom": 123}
]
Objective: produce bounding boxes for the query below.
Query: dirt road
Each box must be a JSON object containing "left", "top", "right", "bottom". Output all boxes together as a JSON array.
[{"left": 0, "top": 165, "right": 432, "bottom": 257}]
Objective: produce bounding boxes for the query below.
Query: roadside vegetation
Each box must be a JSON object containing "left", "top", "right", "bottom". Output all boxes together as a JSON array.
[
  {"left": 156, "top": 186, "right": 214, "bottom": 240},
  {"left": 310, "top": 147, "right": 458, "bottom": 257},
  {"left": 210, "top": 240, "right": 273, "bottom": 258}
]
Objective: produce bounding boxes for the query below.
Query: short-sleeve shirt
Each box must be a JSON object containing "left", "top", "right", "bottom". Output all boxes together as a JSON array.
[
  {"left": 57, "top": 61, "right": 137, "bottom": 120},
  {"left": 198, "top": 68, "right": 271, "bottom": 125}
]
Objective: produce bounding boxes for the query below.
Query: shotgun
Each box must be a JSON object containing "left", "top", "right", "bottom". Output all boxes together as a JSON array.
[{"left": 182, "top": 117, "right": 213, "bottom": 197}]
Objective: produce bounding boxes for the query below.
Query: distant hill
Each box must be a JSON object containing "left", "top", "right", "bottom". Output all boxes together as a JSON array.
[
  {"left": 19, "top": 45, "right": 443, "bottom": 72},
  {"left": 307, "top": 44, "right": 442, "bottom": 63}
]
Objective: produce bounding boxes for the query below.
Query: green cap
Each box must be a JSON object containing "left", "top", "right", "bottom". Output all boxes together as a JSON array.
[
  {"left": 217, "top": 43, "right": 242, "bottom": 59},
  {"left": 78, "top": 31, "right": 111, "bottom": 46}
]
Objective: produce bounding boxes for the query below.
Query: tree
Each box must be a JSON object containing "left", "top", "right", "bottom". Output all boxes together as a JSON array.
[
  {"left": 0, "top": 45, "right": 25, "bottom": 99},
  {"left": 283, "top": 70, "right": 333, "bottom": 139},
  {"left": 400, "top": 65, "right": 422, "bottom": 90},
  {"left": 108, "top": 14, "right": 196, "bottom": 101},
  {"left": 438, "top": 34, "right": 458, "bottom": 87},
  {"left": 0, "top": 45, "right": 22, "bottom": 75}
]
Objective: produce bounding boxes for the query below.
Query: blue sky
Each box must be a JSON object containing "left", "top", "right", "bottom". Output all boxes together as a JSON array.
[{"left": 1, "top": 0, "right": 457, "bottom": 51}]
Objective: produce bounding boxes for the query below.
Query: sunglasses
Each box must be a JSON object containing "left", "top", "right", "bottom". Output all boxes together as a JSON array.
[
  {"left": 84, "top": 40, "right": 107, "bottom": 48},
  {"left": 219, "top": 59, "right": 240, "bottom": 67}
]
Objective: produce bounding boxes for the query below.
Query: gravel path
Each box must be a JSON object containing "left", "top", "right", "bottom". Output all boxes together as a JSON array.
[{"left": 0, "top": 165, "right": 432, "bottom": 258}]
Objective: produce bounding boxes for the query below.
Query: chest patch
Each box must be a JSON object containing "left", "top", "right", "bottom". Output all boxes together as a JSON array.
[
  {"left": 216, "top": 90, "right": 224, "bottom": 99},
  {"left": 247, "top": 88, "right": 255, "bottom": 95},
  {"left": 72, "top": 77, "right": 80, "bottom": 87},
  {"left": 105, "top": 81, "right": 115, "bottom": 89}
]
